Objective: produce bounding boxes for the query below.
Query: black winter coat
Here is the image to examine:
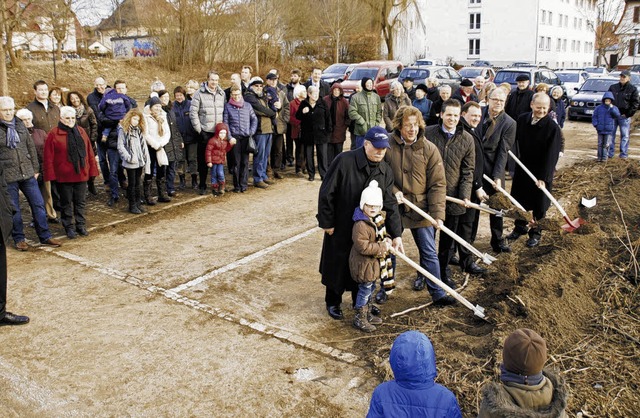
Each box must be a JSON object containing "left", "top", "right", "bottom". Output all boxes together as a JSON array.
[
  {"left": 425, "top": 123, "right": 475, "bottom": 216},
  {"left": 505, "top": 88, "right": 534, "bottom": 121},
  {"left": 0, "top": 118, "right": 39, "bottom": 183},
  {"left": 510, "top": 113, "right": 562, "bottom": 217},
  {"left": 461, "top": 118, "right": 485, "bottom": 194},
  {"left": 480, "top": 109, "right": 516, "bottom": 185},
  {"left": 304, "top": 80, "right": 331, "bottom": 98},
  {"left": 173, "top": 99, "right": 198, "bottom": 144},
  {"left": 0, "top": 164, "right": 14, "bottom": 244},
  {"left": 427, "top": 98, "right": 443, "bottom": 126},
  {"left": 164, "top": 109, "right": 184, "bottom": 162},
  {"left": 608, "top": 81, "right": 640, "bottom": 118},
  {"left": 317, "top": 148, "right": 402, "bottom": 294},
  {"left": 296, "top": 99, "right": 332, "bottom": 145}
]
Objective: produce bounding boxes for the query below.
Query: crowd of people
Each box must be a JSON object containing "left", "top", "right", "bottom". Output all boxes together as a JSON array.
[{"left": 0, "top": 65, "right": 636, "bottom": 417}]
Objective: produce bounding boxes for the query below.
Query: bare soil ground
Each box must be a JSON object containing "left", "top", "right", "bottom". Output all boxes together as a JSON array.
[{"left": 1, "top": 60, "right": 639, "bottom": 416}]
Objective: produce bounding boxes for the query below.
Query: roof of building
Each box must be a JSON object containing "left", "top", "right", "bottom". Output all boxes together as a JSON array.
[{"left": 96, "top": 0, "right": 176, "bottom": 31}]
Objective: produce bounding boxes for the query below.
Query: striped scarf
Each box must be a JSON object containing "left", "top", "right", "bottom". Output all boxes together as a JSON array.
[{"left": 372, "top": 213, "right": 395, "bottom": 293}]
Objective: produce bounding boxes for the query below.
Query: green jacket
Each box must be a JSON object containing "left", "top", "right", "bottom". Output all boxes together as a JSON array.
[{"left": 348, "top": 91, "right": 382, "bottom": 137}]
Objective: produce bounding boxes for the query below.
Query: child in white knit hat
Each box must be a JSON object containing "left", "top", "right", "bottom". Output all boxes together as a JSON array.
[{"left": 348, "top": 180, "right": 393, "bottom": 332}]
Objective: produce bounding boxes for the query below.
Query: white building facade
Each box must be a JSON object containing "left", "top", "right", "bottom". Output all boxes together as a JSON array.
[
  {"left": 392, "top": 0, "right": 596, "bottom": 68},
  {"left": 615, "top": 0, "right": 640, "bottom": 68}
]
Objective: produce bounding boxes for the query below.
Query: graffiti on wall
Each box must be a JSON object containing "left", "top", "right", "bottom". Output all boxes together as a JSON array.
[{"left": 112, "top": 37, "right": 158, "bottom": 58}]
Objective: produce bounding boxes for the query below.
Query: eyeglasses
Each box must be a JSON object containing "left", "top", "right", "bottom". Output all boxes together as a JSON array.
[
  {"left": 489, "top": 98, "right": 505, "bottom": 103},
  {"left": 0, "top": 108, "right": 14, "bottom": 112}
]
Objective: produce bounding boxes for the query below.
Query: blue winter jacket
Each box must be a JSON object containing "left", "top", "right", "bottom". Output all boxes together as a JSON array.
[
  {"left": 592, "top": 92, "right": 621, "bottom": 135},
  {"left": 413, "top": 97, "right": 432, "bottom": 124},
  {"left": 173, "top": 99, "right": 198, "bottom": 144},
  {"left": 224, "top": 99, "right": 258, "bottom": 138},
  {"left": 367, "top": 331, "right": 462, "bottom": 418}
]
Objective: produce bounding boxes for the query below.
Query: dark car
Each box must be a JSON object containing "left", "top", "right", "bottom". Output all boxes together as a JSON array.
[
  {"left": 398, "top": 66, "right": 462, "bottom": 91},
  {"left": 471, "top": 60, "right": 492, "bottom": 67},
  {"left": 608, "top": 71, "right": 640, "bottom": 90},
  {"left": 321, "top": 63, "right": 350, "bottom": 85},
  {"left": 494, "top": 67, "right": 562, "bottom": 90},
  {"left": 567, "top": 76, "right": 618, "bottom": 121}
]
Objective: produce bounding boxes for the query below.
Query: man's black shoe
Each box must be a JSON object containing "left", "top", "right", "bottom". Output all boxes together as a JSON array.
[
  {"left": 506, "top": 230, "right": 525, "bottom": 241},
  {"left": 76, "top": 226, "right": 89, "bottom": 236},
  {"left": 442, "top": 275, "right": 457, "bottom": 289},
  {"left": 413, "top": 276, "right": 425, "bottom": 291},
  {"left": 107, "top": 197, "right": 118, "bottom": 207},
  {"left": 449, "top": 254, "right": 460, "bottom": 265},
  {"left": 327, "top": 305, "right": 343, "bottom": 320},
  {"left": 492, "top": 242, "right": 512, "bottom": 253},
  {"left": 0, "top": 312, "right": 30, "bottom": 326},
  {"left": 465, "top": 262, "right": 487, "bottom": 275},
  {"left": 526, "top": 237, "right": 540, "bottom": 248},
  {"left": 370, "top": 305, "right": 381, "bottom": 316},
  {"left": 374, "top": 289, "right": 388, "bottom": 304},
  {"left": 433, "top": 295, "right": 456, "bottom": 306}
]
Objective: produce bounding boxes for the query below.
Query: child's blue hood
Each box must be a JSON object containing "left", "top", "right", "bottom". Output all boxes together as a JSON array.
[
  {"left": 352, "top": 206, "right": 370, "bottom": 222},
  {"left": 602, "top": 91, "right": 615, "bottom": 102},
  {"left": 390, "top": 331, "right": 437, "bottom": 390}
]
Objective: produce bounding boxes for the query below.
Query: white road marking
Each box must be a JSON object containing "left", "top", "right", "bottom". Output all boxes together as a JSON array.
[
  {"left": 38, "top": 245, "right": 357, "bottom": 365},
  {"left": 169, "top": 226, "right": 321, "bottom": 293}
]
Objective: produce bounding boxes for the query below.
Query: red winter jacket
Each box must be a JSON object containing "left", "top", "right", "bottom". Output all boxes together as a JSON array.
[
  {"left": 43, "top": 126, "right": 99, "bottom": 183},
  {"left": 205, "top": 122, "right": 233, "bottom": 165}
]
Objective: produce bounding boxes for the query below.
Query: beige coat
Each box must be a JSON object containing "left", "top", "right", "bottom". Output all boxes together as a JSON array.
[
  {"left": 384, "top": 131, "right": 447, "bottom": 228},
  {"left": 349, "top": 216, "right": 388, "bottom": 284}
]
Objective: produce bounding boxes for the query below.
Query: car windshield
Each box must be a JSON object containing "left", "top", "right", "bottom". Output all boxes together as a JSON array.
[
  {"left": 415, "top": 60, "right": 435, "bottom": 66},
  {"left": 584, "top": 67, "right": 605, "bottom": 74},
  {"left": 459, "top": 68, "right": 482, "bottom": 77},
  {"left": 399, "top": 68, "right": 430, "bottom": 80},
  {"left": 609, "top": 72, "right": 640, "bottom": 86},
  {"left": 579, "top": 79, "right": 617, "bottom": 92},
  {"left": 323, "top": 64, "right": 348, "bottom": 75},
  {"left": 557, "top": 73, "right": 580, "bottom": 83},
  {"left": 348, "top": 68, "right": 378, "bottom": 80},
  {"left": 494, "top": 71, "right": 529, "bottom": 84}
]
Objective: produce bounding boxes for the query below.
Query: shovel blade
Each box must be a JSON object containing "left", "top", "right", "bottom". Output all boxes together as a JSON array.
[{"left": 561, "top": 217, "right": 585, "bottom": 232}]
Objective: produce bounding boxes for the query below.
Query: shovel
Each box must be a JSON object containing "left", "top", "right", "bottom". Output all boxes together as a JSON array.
[
  {"left": 390, "top": 247, "right": 486, "bottom": 319},
  {"left": 483, "top": 174, "right": 526, "bottom": 211},
  {"left": 400, "top": 197, "right": 497, "bottom": 265},
  {"left": 446, "top": 196, "right": 504, "bottom": 217},
  {"left": 508, "top": 150, "right": 584, "bottom": 232}
]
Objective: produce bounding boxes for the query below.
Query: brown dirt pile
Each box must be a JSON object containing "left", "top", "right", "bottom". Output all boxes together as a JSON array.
[{"left": 351, "top": 159, "right": 640, "bottom": 417}]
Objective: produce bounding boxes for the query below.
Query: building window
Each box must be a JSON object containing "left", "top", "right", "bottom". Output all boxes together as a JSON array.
[
  {"left": 469, "top": 39, "right": 480, "bottom": 56},
  {"left": 563, "top": 39, "right": 567, "bottom": 51},
  {"left": 634, "top": 6, "right": 640, "bottom": 23},
  {"left": 571, "top": 40, "right": 576, "bottom": 52},
  {"left": 546, "top": 37, "right": 551, "bottom": 50},
  {"left": 541, "top": 10, "right": 547, "bottom": 24},
  {"left": 574, "top": 17, "right": 577, "bottom": 29},
  {"left": 557, "top": 38, "right": 562, "bottom": 51},
  {"left": 470, "top": 0, "right": 481, "bottom": 3},
  {"left": 549, "top": 12, "right": 553, "bottom": 25},
  {"left": 564, "top": 16, "right": 568, "bottom": 27},
  {"left": 469, "top": 13, "right": 481, "bottom": 29},
  {"left": 577, "top": 40, "right": 581, "bottom": 51},
  {"left": 558, "top": 14, "right": 563, "bottom": 27},
  {"left": 539, "top": 36, "right": 545, "bottom": 50}
]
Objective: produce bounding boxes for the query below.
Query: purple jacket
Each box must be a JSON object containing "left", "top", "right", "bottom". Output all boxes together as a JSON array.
[{"left": 223, "top": 99, "right": 258, "bottom": 138}]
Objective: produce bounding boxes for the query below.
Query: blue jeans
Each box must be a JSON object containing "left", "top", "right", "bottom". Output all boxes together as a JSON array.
[
  {"left": 253, "top": 133, "right": 272, "bottom": 183},
  {"left": 355, "top": 281, "right": 376, "bottom": 309},
  {"left": 610, "top": 116, "right": 630, "bottom": 158},
  {"left": 106, "top": 148, "right": 121, "bottom": 199},
  {"left": 355, "top": 135, "right": 365, "bottom": 149},
  {"left": 210, "top": 164, "right": 225, "bottom": 185},
  {"left": 411, "top": 226, "right": 446, "bottom": 300},
  {"left": 597, "top": 134, "right": 612, "bottom": 161},
  {"left": 97, "top": 141, "right": 109, "bottom": 185},
  {"left": 8, "top": 177, "right": 52, "bottom": 243}
]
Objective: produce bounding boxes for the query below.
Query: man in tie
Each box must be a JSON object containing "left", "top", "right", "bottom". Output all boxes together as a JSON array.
[{"left": 304, "top": 67, "right": 330, "bottom": 98}]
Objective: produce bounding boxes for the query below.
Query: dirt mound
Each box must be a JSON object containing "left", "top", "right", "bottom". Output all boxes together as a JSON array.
[{"left": 354, "top": 159, "right": 640, "bottom": 417}]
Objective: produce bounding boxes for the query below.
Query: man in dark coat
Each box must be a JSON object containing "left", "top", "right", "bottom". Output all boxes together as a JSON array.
[
  {"left": 87, "top": 76, "right": 111, "bottom": 187},
  {"left": 481, "top": 88, "right": 516, "bottom": 253},
  {"left": 505, "top": 74, "right": 535, "bottom": 121},
  {"left": 0, "top": 163, "right": 30, "bottom": 326},
  {"left": 507, "top": 93, "right": 562, "bottom": 248},
  {"left": 451, "top": 79, "right": 479, "bottom": 106},
  {"left": 317, "top": 127, "right": 403, "bottom": 320},
  {"left": 458, "top": 101, "right": 486, "bottom": 275},
  {"left": 304, "top": 67, "right": 331, "bottom": 98},
  {"left": 403, "top": 77, "right": 416, "bottom": 101},
  {"left": 425, "top": 99, "right": 475, "bottom": 286},
  {"left": 607, "top": 70, "right": 639, "bottom": 159}
]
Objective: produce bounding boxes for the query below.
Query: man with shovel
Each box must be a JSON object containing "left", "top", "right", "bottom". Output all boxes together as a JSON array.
[
  {"left": 507, "top": 93, "right": 562, "bottom": 248},
  {"left": 385, "top": 106, "right": 455, "bottom": 306}
]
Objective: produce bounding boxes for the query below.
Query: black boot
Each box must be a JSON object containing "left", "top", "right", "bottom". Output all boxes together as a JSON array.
[
  {"left": 191, "top": 174, "right": 198, "bottom": 189},
  {"left": 143, "top": 179, "right": 157, "bottom": 206},
  {"left": 157, "top": 179, "right": 171, "bottom": 203},
  {"left": 178, "top": 174, "right": 186, "bottom": 190},
  {"left": 87, "top": 178, "right": 98, "bottom": 195}
]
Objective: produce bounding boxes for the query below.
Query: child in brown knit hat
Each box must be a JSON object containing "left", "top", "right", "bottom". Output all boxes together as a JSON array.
[{"left": 477, "top": 328, "right": 569, "bottom": 417}]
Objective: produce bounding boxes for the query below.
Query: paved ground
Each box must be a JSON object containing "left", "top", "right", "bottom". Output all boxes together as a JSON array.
[{"left": 0, "top": 119, "right": 635, "bottom": 416}]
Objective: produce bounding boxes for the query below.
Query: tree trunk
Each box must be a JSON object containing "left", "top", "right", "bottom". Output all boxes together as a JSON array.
[
  {"left": 334, "top": 33, "right": 339, "bottom": 63},
  {"left": 0, "top": 0, "right": 8, "bottom": 95},
  {"left": 6, "top": 31, "right": 19, "bottom": 69}
]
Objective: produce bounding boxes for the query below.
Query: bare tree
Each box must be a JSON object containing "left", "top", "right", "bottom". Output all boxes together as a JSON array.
[
  {"left": 583, "top": 0, "right": 629, "bottom": 67},
  {"left": 311, "top": 0, "right": 363, "bottom": 63},
  {"left": 359, "top": 0, "right": 420, "bottom": 60}
]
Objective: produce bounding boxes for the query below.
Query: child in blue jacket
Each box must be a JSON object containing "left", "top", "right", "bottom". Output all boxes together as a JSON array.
[{"left": 592, "top": 91, "right": 621, "bottom": 162}]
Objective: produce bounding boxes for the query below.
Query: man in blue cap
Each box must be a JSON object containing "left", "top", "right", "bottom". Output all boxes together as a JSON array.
[{"left": 317, "top": 126, "right": 404, "bottom": 320}]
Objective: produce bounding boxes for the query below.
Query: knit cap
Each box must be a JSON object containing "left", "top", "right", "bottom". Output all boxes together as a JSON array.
[
  {"left": 360, "top": 180, "right": 383, "bottom": 210},
  {"left": 503, "top": 328, "right": 547, "bottom": 376}
]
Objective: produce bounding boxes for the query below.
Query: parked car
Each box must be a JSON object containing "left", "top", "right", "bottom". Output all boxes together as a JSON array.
[
  {"left": 628, "top": 64, "right": 640, "bottom": 72},
  {"left": 414, "top": 57, "right": 446, "bottom": 66},
  {"left": 340, "top": 60, "right": 404, "bottom": 99},
  {"left": 494, "top": 67, "right": 562, "bottom": 91},
  {"left": 584, "top": 66, "right": 608, "bottom": 76},
  {"left": 459, "top": 66, "right": 496, "bottom": 82},
  {"left": 567, "top": 76, "right": 618, "bottom": 121},
  {"left": 608, "top": 71, "right": 640, "bottom": 89},
  {"left": 321, "top": 63, "right": 351, "bottom": 84},
  {"left": 556, "top": 70, "right": 589, "bottom": 100},
  {"left": 509, "top": 62, "right": 536, "bottom": 68},
  {"left": 471, "top": 60, "right": 493, "bottom": 67},
  {"left": 398, "top": 66, "right": 463, "bottom": 91}
]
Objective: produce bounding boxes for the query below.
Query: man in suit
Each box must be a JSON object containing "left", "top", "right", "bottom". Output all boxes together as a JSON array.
[
  {"left": 304, "top": 67, "right": 330, "bottom": 98},
  {"left": 480, "top": 88, "right": 517, "bottom": 252},
  {"left": 0, "top": 163, "right": 30, "bottom": 326}
]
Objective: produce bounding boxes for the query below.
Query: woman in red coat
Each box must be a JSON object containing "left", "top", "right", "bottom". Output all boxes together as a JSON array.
[
  {"left": 323, "top": 83, "right": 350, "bottom": 166},
  {"left": 289, "top": 85, "right": 306, "bottom": 177},
  {"left": 43, "top": 106, "right": 98, "bottom": 239}
]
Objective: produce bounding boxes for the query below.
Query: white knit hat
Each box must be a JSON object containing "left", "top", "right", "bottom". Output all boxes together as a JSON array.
[{"left": 360, "top": 180, "right": 383, "bottom": 210}]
